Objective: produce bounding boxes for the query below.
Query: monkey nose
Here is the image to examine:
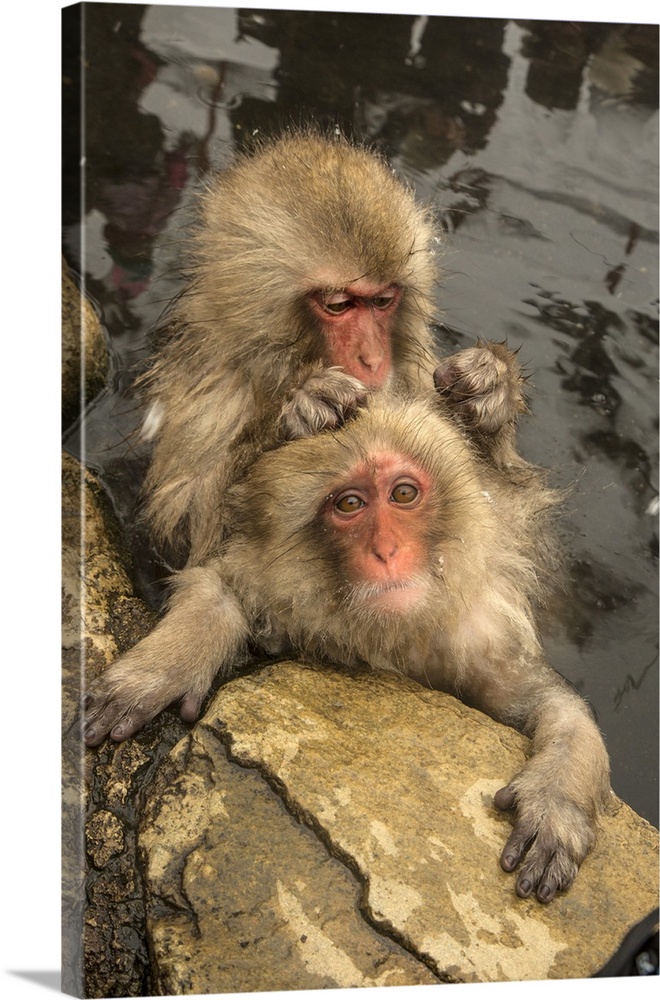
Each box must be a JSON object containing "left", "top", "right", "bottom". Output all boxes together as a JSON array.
[
  {"left": 372, "top": 541, "right": 398, "bottom": 564},
  {"left": 359, "top": 346, "right": 384, "bottom": 373}
]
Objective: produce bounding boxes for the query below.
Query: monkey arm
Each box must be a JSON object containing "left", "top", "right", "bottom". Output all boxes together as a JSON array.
[
  {"left": 460, "top": 655, "right": 611, "bottom": 903},
  {"left": 83, "top": 564, "right": 249, "bottom": 746},
  {"left": 433, "top": 341, "right": 531, "bottom": 470},
  {"left": 279, "top": 365, "right": 368, "bottom": 440}
]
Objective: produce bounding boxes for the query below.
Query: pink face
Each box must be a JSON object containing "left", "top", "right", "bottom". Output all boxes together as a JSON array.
[
  {"left": 308, "top": 281, "right": 400, "bottom": 389},
  {"left": 323, "top": 452, "right": 432, "bottom": 611}
]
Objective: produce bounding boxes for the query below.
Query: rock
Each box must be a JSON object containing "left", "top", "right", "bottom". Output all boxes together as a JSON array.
[
  {"left": 140, "top": 661, "right": 659, "bottom": 988},
  {"left": 61, "top": 451, "right": 146, "bottom": 731},
  {"left": 140, "top": 720, "right": 440, "bottom": 995},
  {"left": 62, "top": 259, "right": 107, "bottom": 430},
  {"left": 61, "top": 451, "right": 185, "bottom": 998}
]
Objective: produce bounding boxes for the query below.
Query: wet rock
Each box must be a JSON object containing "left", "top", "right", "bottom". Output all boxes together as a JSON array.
[
  {"left": 61, "top": 451, "right": 147, "bottom": 732},
  {"left": 140, "top": 661, "right": 659, "bottom": 988},
  {"left": 140, "top": 721, "right": 440, "bottom": 995},
  {"left": 61, "top": 448, "right": 148, "bottom": 997},
  {"left": 62, "top": 259, "right": 107, "bottom": 429},
  {"left": 86, "top": 808, "right": 125, "bottom": 867},
  {"left": 61, "top": 450, "right": 185, "bottom": 998}
]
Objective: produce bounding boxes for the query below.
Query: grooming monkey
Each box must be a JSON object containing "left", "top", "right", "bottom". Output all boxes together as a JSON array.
[
  {"left": 139, "top": 129, "right": 527, "bottom": 568},
  {"left": 84, "top": 393, "right": 611, "bottom": 904}
]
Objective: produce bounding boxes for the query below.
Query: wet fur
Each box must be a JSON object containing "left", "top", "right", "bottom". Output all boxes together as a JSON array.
[
  {"left": 223, "top": 394, "right": 550, "bottom": 679},
  {"left": 85, "top": 393, "right": 610, "bottom": 902},
  {"left": 140, "top": 129, "right": 439, "bottom": 565}
]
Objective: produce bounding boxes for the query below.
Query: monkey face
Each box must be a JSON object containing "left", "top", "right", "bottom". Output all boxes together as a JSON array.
[
  {"left": 321, "top": 452, "right": 434, "bottom": 612},
  {"left": 224, "top": 395, "right": 489, "bottom": 636},
  {"left": 306, "top": 280, "right": 401, "bottom": 389}
]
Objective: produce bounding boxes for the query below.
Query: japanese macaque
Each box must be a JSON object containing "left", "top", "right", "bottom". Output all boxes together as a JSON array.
[
  {"left": 84, "top": 392, "right": 611, "bottom": 904},
  {"left": 139, "top": 129, "right": 525, "bottom": 568}
]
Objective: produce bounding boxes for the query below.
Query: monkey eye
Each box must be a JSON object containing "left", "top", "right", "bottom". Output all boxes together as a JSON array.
[
  {"left": 335, "top": 494, "right": 365, "bottom": 513},
  {"left": 391, "top": 483, "right": 418, "bottom": 504},
  {"left": 322, "top": 293, "right": 352, "bottom": 315},
  {"left": 372, "top": 292, "right": 397, "bottom": 310}
]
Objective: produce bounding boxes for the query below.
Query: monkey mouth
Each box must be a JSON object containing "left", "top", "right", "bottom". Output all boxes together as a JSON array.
[{"left": 349, "top": 576, "right": 429, "bottom": 612}]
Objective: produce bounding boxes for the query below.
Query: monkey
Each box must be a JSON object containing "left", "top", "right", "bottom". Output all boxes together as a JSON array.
[
  {"left": 138, "top": 129, "right": 525, "bottom": 570},
  {"left": 84, "top": 392, "right": 611, "bottom": 904}
]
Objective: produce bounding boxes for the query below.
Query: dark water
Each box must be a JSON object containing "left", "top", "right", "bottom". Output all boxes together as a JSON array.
[{"left": 62, "top": 5, "right": 659, "bottom": 827}]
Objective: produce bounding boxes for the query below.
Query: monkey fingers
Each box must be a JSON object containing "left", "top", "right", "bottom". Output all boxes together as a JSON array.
[
  {"left": 84, "top": 677, "right": 218, "bottom": 745},
  {"left": 83, "top": 655, "right": 189, "bottom": 747},
  {"left": 495, "top": 782, "right": 591, "bottom": 903},
  {"left": 501, "top": 824, "right": 579, "bottom": 903},
  {"left": 434, "top": 341, "right": 526, "bottom": 436},
  {"left": 280, "top": 368, "right": 368, "bottom": 440},
  {"left": 85, "top": 690, "right": 206, "bottom": 743},
  {"left": 83, "top": 688, "right": 166, "bottom": 746}
]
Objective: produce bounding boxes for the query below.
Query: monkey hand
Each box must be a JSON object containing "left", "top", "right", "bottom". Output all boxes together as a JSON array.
[
  {"left": 83, "top": 655, "right": 208, "bottom": 747},
  {"left": 494, "top": 776, "right": 598, "bottom": 903},
  {"left": 434, "top": 341, "right": 527, "bottom": 435},
  {"left": 280, "top": 367, "right": 368, "bottom": 439}
]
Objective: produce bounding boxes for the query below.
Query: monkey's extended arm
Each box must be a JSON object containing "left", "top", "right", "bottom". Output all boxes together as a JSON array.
[
  {"left": 83, "top": 564, "right": 248, "bottom": 746},
  {"left": 457, "top": 648, "right": 610, "bottom": 903}
]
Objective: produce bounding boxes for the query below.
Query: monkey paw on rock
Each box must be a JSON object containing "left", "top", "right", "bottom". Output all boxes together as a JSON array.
[
  {"left": 494, "top": 781, "right": 597, "bottom": 903},
  {"left": 434, "top": 341, "right": 528, "bottom": 436},
  {"left": 83, "top": 662, "right": 206, "bottom": 747},
  {"left": 280, "top": 367, "right": 368, "bottom": 440}
]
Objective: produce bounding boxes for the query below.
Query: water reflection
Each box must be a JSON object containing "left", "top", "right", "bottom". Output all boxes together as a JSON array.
[{"left": 62, "top": 5, "right": 658, "bottom": 825}]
